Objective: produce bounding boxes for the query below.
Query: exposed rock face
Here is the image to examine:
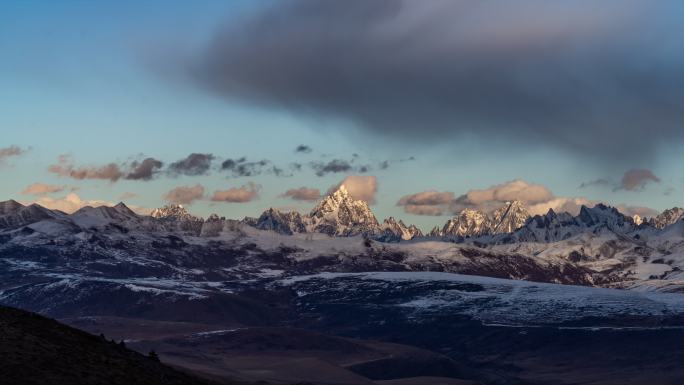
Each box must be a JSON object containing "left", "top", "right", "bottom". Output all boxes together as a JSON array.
[
  {"left": 255, "top": 208, "right": 307, "bottom": 235},
  {"left": 649, "top": 207, "right": 684, "bottom": 229},
  {"left": 150, "top": 204, "right": 201, "bottom": 222},
  {"left": 247, "top": 186, "right": 424, "bottom": 240},
  {"left": 497, "top": 204, "right": 646, "bottom": 244},
  {"left": 491, "top": 201, "right": 530, "bottom": 234},
  {"left": 438, "top": 201, "right": 530, "bottom": 238},
  {"left": 308, "top": 185, "right": 380, "bottom": 236},
  {"left": 380, "top": 217, "right": 423, "bottom": 241},
  {"left": 576, "top": 203, "right": 635, "bottom": 233},
  {"left": 513, "top": 209, "right": 582, "bottom": 242},
  {"left": 150, "top": 204, "right": 203, "bottom": 234},
  {"left": 441, "top": 208, "right": 491, "bottom": 237}
]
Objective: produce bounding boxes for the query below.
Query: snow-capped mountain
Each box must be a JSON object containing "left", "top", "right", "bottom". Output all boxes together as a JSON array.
[
  {"left": 649, "top": 207, "right": 684, "bottom": 229},
  {"left": 434, "top": 201, "right": 530, "bottom": 238},
  {"left": 0, "top": 200, "right": 62, "bottom": 229},
  {"left": 248, "top": 185, "right": 424, "bottom": 240},
  {"left": 491, "top": 200, "right": 530, "bottom": 234},
  {"left": 307, "top": 185, "right": 379, "bottom": 236},
  {"left": 575, "top": 203, "right": 636, "bottom": 232},
  {"left": 379, "top": 217, "right": 423, "bottom": 241},
  {"left": 509, "top": 208, "right": 583, "bottom": 242},
  {"left": 440, "top": 208, "right": 490, "bottom": 237},
  {"left": 5, "top": 194, "right": 684, "bottom": 326},
  {"left": 489, "top": 203, "right": 641, "bottom": 244},
  {"left": 255, "top": 208, "right": 307, "bottom": 235},
  {"left": 150, "top": 204, "right": 201, "bottom": 222}
]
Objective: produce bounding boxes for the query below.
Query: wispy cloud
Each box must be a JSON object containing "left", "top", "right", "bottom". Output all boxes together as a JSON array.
[
  {"left": 579, "top": 178, "right": 613, "bottom": 189},
  {"left": 280, "top": 187, "right": 321, "bottom": 201},
  {"left": 210, "top": 182, "right": 261, "bottom": 203},
  {"left": 163, "top": 184, "right": 205, "bottom": 205},
  {"left": 0, "top": 145, "right": 28, "bottom": 164},
  {"left": 579, "top": 169, "right": 661, "bottom": 192},
  {"left": 295, "top": 145, "right": 312, "bottom": 154},
  {"left": 398, "top": 179, "right": 657, "bottom": 217},
  {"left": 21, "top": 183, "right": 65, "bottom": 196},
  {"left": 48, "top": 155, "right": 123, "bottom": 182},
  {"left": 48, "top": 154, "right": 165, "bottom": 182},
  {"left": 619, "top": 169, "right": 660, "bottom": 191},
  {"left": 168, "top": 153, "right": 214, "bottom": 176},
  {"left": 396, "top": 190, "right": 455, "bottom": 216}
]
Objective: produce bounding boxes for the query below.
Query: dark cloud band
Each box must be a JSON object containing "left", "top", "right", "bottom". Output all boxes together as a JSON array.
[{"left": 190, "top": 0, "right": 684, "bottom": 162}]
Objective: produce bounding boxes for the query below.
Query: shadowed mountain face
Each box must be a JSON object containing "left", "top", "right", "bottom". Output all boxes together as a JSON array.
[{"left": 0, "top": 305, "right": 224, "bottom": 385}]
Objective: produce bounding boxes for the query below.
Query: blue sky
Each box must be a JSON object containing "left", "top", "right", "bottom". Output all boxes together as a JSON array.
[{"left": 1, "top": 0, "right": 682, "bottom": 230}]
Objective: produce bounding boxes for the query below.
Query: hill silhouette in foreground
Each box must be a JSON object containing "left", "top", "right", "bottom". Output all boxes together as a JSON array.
[{"left": 0, "top": 305, "right": 229, "bottom": 385}]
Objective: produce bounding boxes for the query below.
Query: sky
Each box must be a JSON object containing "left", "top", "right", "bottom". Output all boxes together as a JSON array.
[{"left": 1, "top": 0, "right": 683, "bottom": 231}]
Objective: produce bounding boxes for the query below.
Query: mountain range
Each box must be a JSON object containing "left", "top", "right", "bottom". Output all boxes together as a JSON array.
[
  {"left": 4, "top": 185, "right": 684, "bottom": 384},
  {"left": 3, "top": 184, "right": 684, "bottom": 247},
  {"left": 1, "top": 183, "right": 684, "bottom": 293}
]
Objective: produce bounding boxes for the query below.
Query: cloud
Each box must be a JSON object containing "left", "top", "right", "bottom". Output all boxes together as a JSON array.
[
  {"left": 328, "top": 175, "right": 377, "bottom": 203},
  {"left": 614, "top": 204, "right": 658, "bottom": 218},
  {"left": 221, "top": 157, "right": 275, "bottom": 177},
  {"left": 0, "top": 145, "right": 27, "bottom": 164},
  {"left": 119, "top": 192, "right": 138, "bottom": 200},
  {"left": 398, "top": 191, "right": 455, "bottom": 206},
  {"left": 168, "top": 153, "right": 214, "bottom": 176},
  {"left": 280, "top": 187, "right": 321, "bottom": 201},
  {"left": 402, "top": 204, "right": 447, "bottom": 216},
  {"left": 459, "top": 180, "right": 657, "bottom": 217},
  {"left": 526, "top": 197, "right": 595, "bottom": 217},
  {"left": 453, "top": 179, "right": 554, "bottom": 213},
  {"left": 579, "top": 178, "right": 613, "bottom": 189},
  {"left": 580, "top": 169, "right": 661, "bottom": 191},
  {"left": 21, "top": 183, "right": 65, "bottom": 196},
  {"left": 396, "top": 190, "right": 455, "bottom": 216},
  {"left": 311, "top": 159, "right": 353, "bottom": 176},
  {"left": 310, "top": 158, "right": 373, "bottom": 176},
  {"left": 619, "top": 169, "right": 660, "bottom": 191},
  {"left": 126, "top": 157, "right": 163, "bottom": 180},
  {"left": 399, "top": 179, "right": 656, "bottom": 217},
  {"left": 163, "top": 184, "right": 205, "bottom": 205},
  {"left": 295, "top": 145, "right": 312, "bottom": 153},
  {"left": 48, "top": 155, "right": 123, "bottom": 182},
  {"left": 210, "top": 182, "right": 261, "bottom": 203},
  {"left": 188, "top": 0, "right": 684, "bottom": 162},
  {"left": 48, "top": 155, "right": 168, "bottom": 182},
  {"left": 30, "top": 193, "right": 113, "bottom": 214}
]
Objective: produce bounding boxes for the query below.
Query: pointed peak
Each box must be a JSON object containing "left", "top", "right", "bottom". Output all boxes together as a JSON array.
[
  {"left": 150, "top": 203, "right": 199, "bottom": 221},
  {"left": 0, "top": 199, "right": 25, "bottom": 211},
  {"left": 113, "top": 202, "right": 138, "bottom": 216},
  {"left": 330, "top": 184, "right": 351, "bottom": 199},
  {"left": 114, "top": 202, "right": 131, "bottom": 211}
]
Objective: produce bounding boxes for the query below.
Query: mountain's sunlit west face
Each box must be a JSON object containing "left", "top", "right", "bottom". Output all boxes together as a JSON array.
[{"left": 2, "top": 0, "right": 683, "bottom": 231}]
